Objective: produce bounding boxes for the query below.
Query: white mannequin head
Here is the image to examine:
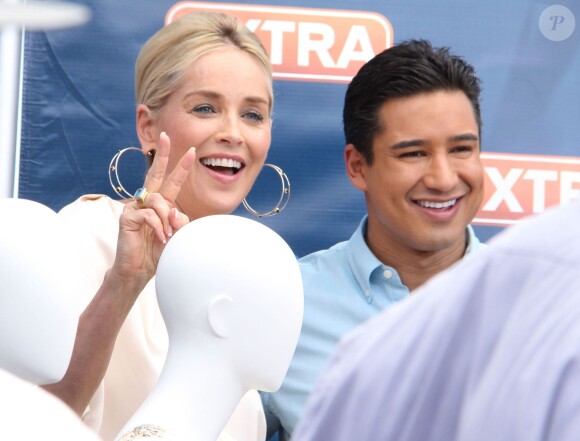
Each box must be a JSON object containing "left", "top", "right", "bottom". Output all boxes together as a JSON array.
[
  {"left": 0, "top": 198, "right": 81, "bottom": 384},
  {"left": 156, "top": 214, "right": 304, "bottom": 392},
  {"left": 118, "top": 215, "right": 303, "bottom": 441}
]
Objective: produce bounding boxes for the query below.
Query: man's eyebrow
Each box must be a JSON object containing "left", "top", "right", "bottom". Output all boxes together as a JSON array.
[
  {"left": 449, "top": 133, "right": 479, "bottom": 143},
  {"left": 389, "top": 139, "right": 426, "bottom": 150},
  {"left": 389, "top": 133, "right": 479, "bottom": 150}
]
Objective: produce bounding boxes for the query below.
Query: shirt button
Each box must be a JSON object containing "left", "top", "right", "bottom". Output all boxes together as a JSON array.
[{"left": 383, "top": 269, "right": 393, "bottom": 279}]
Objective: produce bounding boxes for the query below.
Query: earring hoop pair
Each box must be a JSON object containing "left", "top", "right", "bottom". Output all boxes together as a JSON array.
[
  {"left": 242, "top": 163, "right": 291, "bottom": 218},
  {"left": 108, "top": 148, "right": 290, "bottom": 217}
]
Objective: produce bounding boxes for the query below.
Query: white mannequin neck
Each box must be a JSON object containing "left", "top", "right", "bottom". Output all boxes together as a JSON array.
[{"left": 122, "top": 346, "right": 245, "bottom": 441}]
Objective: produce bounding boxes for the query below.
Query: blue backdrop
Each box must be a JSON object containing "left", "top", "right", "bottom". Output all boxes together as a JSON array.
[{"left": 18, "top": 1, "right": 579, "bottom": 258}]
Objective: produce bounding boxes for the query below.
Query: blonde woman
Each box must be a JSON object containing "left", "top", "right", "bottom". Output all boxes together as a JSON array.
[{"left": 43, "top": 11, "right": 277, "bottom": 441}]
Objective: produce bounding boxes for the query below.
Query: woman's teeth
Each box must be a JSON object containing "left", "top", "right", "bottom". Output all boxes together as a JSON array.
[{"left": 201, "top": 158, "right": 242, "bottom": 170}]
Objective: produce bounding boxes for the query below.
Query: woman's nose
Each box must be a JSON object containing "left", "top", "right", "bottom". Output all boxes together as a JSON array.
[{"left": 215, "top": 114, "right": 243, "bottom": 145}]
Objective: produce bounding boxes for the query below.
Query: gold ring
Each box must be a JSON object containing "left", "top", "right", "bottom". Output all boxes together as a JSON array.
[{"left": 133, "top": 187, "right": 149, "bottom": 208}]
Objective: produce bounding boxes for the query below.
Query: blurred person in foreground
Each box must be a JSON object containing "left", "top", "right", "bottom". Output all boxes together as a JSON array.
[{"left": 294, "top": 193, "right": 580, "bottom": 441}]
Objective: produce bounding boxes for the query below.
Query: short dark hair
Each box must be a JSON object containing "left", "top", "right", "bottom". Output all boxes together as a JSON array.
[{"left": 343, "top": 39, "right": 482, "bottom": 164}]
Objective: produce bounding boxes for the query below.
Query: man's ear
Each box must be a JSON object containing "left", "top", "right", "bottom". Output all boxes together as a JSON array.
[
  {"left": 136, "top": 104, "right": 158, "bottom": 155},
  {"left": 207, "top": 295, "right": 235, "bottom": 338},
  {"left": 345, "top": 144, "right": 368, "bottom": 191}
]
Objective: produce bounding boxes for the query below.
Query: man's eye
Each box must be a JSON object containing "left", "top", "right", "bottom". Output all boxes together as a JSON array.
[
  {"left": 400, "top": 151, "right": 425, "bottom": 158},
  {"left": 451, "top": 146, "right": 474, "bottom": 154}
]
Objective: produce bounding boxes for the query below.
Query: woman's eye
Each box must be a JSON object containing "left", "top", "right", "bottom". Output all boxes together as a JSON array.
[
  {"left": 192, "top": 104, "right": 215, "bottom": 114},
  {"left": 244, "top": 110, "right": 264, "bottom": 122}
]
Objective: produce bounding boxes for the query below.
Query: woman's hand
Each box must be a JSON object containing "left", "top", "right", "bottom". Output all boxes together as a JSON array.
[
  {"left": 40, "top": 133, "right": 195, "bottom": 412},
  {"left": 111, "top": 132, "right": 196, "bottom": 285}
]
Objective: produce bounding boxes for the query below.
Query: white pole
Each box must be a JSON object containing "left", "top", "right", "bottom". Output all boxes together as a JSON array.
[
  {"left": 0, "top": 0, "right": 22, "bottom": 198},
  {"left": 0, "top": 0, "right": 91, "bottom": 199}
]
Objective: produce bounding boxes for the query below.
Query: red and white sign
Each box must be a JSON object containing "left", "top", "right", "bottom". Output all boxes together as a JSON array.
[
  {"left": 166, "top": 2, "right": 393, "bottom": 83},
  {"left": 476, "top": 152, "right": 580, "bottom": 226}
]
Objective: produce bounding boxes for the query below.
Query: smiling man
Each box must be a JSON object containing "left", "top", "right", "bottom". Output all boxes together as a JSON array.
[{"left": 261, "top": 39, "right": 485, "bottom": 441}]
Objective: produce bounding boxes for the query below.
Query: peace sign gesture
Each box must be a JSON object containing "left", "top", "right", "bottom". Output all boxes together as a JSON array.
[{"left": 111, "top": 132, "right": 196, "bottom": 287}]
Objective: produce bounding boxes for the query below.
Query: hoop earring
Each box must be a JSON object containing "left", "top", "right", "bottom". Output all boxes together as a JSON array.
[
  {"left": 108, "top": 147, "right": 149, "bottom": 199},
  {"left": 242, "top": 164, "right": 291, "bottom": 218}
]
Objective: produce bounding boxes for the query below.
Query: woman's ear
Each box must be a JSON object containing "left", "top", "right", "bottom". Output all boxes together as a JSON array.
[
  {"left": 136, "top": 104, "right": 158, "bottom": 155},
  {"left": 207, "top": 296, "right": 235, "bottom": 338}
]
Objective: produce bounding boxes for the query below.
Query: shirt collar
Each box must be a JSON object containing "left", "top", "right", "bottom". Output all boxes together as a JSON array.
[
  {"left": 346, "top": 216, "right": 481, "bottom": 295},
  {"left": 464, "top": 224, "right": 482, "bottom": 256},
  {"left": 346, "top": 216, "right": 383, "bottom": 297}
]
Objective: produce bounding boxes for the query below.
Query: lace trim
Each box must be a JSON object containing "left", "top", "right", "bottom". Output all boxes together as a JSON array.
[{"left": 118, "top": 424, "right": 170, "bottom": 440}]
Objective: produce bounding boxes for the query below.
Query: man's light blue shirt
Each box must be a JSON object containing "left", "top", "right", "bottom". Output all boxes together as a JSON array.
[{"left": 262, "top": 215, "right": 482, "bottom": 440}]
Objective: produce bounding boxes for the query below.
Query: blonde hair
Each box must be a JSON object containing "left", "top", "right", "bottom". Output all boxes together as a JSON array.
[{"left": 135, "top": 11, "right": 273, "bottom": 118}]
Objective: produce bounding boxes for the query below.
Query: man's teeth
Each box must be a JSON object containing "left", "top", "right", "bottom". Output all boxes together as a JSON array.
[
  {"left": 201, "top": 158, "right": 241, "bottom": 169},
  {"left": 417, "top": 199, "right": 457, "bottom": 209}
]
